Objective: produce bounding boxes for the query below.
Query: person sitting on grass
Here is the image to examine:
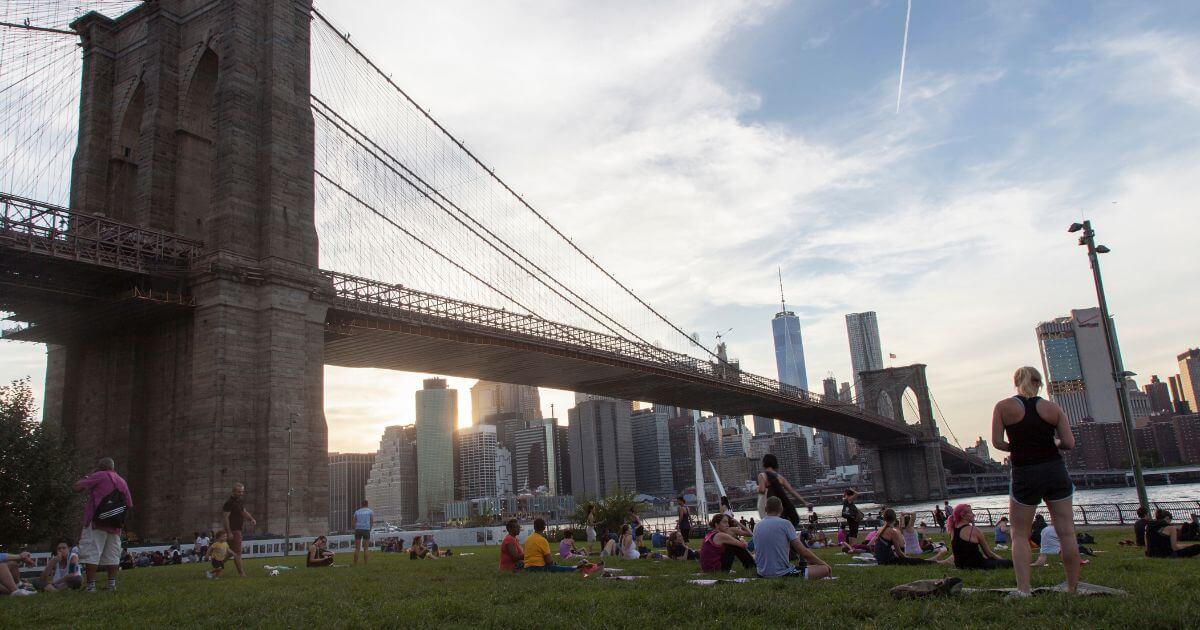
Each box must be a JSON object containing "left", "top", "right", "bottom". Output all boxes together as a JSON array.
[
  {"left": 666, "top": 531, "right": 696, "bottom": 560},
  {"left": 1030, "top": 516, "right": 1091, "bottom": 566},
  {"left": 699, "top": 514, "right": 755, "bottom": 574},
  {"left": 874, "top": 509, "right": 949, "bottom": 566},
  {"left": 994, "top": 516, "right": 1010, "bottom": 547},
  {"left": 500, "top": 519, "right": 524, "bottom": 572},
  {"left": 307, "top": 535, "right": 335, "bottom": 568},
  {"left": 525, "top": 518, "right": 600, "bottom": 573},
  {"left": 206, "top": 530, "right": 233, "bottom": 579},
  {"left": 1, "top": 551, "right": 36, "bottom": 596},
  {"left": 947, "top": 504, "right": 1013, "bottom": 570},
  {"left": 559, "top": 531, "right": 586, "bottom": 560},
  {"left": 1146, "top": 509, "right": 1200, "bottom": 559},
  {"left": 34, "top": 539, "right": 82, "bottom": 591},
  {"left": 409, "top": 538, "right": 428, "bottom": 560},
  {"left": 618, "top": 524, "right": 641, "bottom": 560},
  {"left": 753, "top": 496, "right": 832, "bottom": 580},
  {"left": 900, "top": 512, "right": 924, "bottom": 555}
]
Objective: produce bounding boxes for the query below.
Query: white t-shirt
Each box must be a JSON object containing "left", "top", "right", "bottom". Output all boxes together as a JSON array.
[
  {"left": 1040, "top": 526, "right": 1061, "bottom": 555},
  {"left": 197, "top": 536, "right": 210, "bottom": 547}
]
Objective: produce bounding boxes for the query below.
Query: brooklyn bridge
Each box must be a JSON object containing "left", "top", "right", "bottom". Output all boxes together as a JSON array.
[{"left": 0, "top": 0, "right": 992, "bottom": 537}]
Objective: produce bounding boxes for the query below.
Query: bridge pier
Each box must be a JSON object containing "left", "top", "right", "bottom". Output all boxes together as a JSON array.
[
  {"left": 862, "top": 439, "right": 947, "bottom": 504},
  {"left": 39, "top": 0, "right": 330, "bottom": 539}
]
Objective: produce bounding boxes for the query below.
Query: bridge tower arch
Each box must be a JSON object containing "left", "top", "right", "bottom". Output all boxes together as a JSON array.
[
  {"left": 44, "top": 0, "right": 328, "bottom": 538},
  {"left": 857, "top": 364, "right": 948, "bottom": 504}
]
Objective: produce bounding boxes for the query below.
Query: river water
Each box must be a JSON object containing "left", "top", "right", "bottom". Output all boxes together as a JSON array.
[{"left": 721, "top": 482, "right": 1200, "bottom": 524}]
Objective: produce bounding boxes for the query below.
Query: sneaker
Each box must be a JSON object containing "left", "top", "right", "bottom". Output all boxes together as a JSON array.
[
  {"left": 1005, "top": 590, "right": 1032, "bottom": 600},
  {"left": 84, "top": 585, "right": 97, "bottom": 593},
  {"left": 10, "top": 589, "right": 36, "bottom": 597},
  {"left": 105, "top": 584, "right": 117, "bottom": 592},
  {"left": 205, "top": 571, "right": 214, "bottom": 579}
]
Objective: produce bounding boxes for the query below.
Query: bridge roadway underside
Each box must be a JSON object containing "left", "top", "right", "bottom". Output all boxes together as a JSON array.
[{"left": 324, "top": 312, "right": 911, "bottom": 444}]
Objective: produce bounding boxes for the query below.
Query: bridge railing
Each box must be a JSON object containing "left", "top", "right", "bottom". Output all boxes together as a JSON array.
[
  {"left": 324, "top": 270, "right": 922, "bottom": 437},
  {"left": 0, "top": 192, "right": 203, "bottom": 273}
]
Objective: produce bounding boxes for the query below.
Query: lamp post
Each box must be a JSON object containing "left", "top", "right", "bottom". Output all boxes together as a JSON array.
[
  {"left": 1068, "top": 220, "right": 1149, "bottom": 511},
  {"left": 283, "top": 412, "right": 297, "bottom": 556}
]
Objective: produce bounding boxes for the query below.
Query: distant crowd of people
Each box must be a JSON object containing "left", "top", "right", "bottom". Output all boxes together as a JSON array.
[{"left": 4, "top": 365, "right": 1197, "bottom": 599}]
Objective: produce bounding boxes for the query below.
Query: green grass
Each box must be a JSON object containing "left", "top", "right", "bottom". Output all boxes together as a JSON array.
[{"left": 7, "top": 529, "right": 1198, "bottom": 629}]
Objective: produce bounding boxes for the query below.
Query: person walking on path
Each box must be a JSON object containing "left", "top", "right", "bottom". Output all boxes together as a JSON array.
[
  {"left": 756, "top": 454, "right": 811, "bottom": 528},
  {"left": 73, "top": 457, "right": 132, "bottom": 592},
  {"left": 222, "top": 483, "right": 257, "bottom": 577},
  {"left": 353, "top": 500, "right": 374, "bottom": 565},
  {"left": 676, "top": 497, "right": 693, "bottom": 543},
  {"left": 992, "top": 366, "right": 1080, "bottom": 597}
]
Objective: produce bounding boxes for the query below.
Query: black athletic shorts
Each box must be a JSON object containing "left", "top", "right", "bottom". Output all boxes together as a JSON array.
[
  {"left": 354, "top": 529, "right": 371, "bottom": 542},
  {"left": 1010, "top": 459, "right": 1073, "bottom": 506},
  {"left": 846, "top": 519, "right": 859, "bottom": 539},
  {"left": 211, "top": 559, "right": 225, "bottom": 569}
]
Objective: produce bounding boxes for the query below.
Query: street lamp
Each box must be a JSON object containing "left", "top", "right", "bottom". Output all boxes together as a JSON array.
[
  {"left": 283, "top": 412, "right": 297, "bottom": 556},
  {"left": 1068, "top": 220, "right": 1149, "bottom": 512}
]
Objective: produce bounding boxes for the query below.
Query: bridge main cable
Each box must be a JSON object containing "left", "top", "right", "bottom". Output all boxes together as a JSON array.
[
  {"left": 310, "top": 97, "right": 667, "bottom": 354},
  {"left": 309, "top": 6, "right": 722, "bottom": 364}
]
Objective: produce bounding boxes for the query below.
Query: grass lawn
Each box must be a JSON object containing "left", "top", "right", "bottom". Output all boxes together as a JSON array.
[{"left": 6, "top": 529, "right": 1198, "bottom": 628}]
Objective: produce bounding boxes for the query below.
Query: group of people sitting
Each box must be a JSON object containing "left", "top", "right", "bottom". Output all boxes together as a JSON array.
[
  {"left": 1132, "top": 507, "right": 1200, "bottom": 558},
  {"left": 0, "top": 540, "right": 84, "bottom": 596}
]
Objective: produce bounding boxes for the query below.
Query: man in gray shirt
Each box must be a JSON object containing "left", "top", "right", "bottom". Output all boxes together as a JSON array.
[{"left": 753, "top": 496, "right": 832, "bottom": 579}]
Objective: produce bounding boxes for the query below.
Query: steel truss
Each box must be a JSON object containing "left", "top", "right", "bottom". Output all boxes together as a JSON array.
[
  {"left": 322, "top": 270, "right": 919, "bottom": 437},
  {"left": 0, "top": 192, "right": 203, "bottom": 273}
]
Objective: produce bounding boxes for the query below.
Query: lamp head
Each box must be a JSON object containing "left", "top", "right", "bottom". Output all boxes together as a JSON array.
[
  {"left": 1096, "top": 245, "right": 1111, "bottom": 254},
  {"left": 1068, "top": 222, "right": 1085, "bottom": 233}
]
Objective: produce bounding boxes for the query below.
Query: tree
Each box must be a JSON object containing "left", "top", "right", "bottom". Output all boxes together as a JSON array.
[
  {"left": 571, "top": 489, "right": 644, "bottom": 536},
  {"left": 0, "top": 379, "right": 79, "bottom": 547}
]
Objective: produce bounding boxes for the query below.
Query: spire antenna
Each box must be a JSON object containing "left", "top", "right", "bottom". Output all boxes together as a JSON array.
[{"left": 777, "top": 267, "right": 787, "bottom": 311}]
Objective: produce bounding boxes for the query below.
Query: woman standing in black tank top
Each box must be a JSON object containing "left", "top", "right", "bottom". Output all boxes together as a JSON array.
[{"left": 991, "top": 366, "right": 1080, "bottom": 596}]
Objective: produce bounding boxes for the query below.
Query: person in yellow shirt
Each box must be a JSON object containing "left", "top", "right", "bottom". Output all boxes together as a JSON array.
[
  {"left": 524, "top": 518, "right": 601, "bottom": 573},
  {"left": 206, "top": 531, "right": 232, "bottom": 579}
]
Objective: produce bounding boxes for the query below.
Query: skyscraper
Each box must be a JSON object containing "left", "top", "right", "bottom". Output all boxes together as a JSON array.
[
  {"left": 496, "top": 446, "right": 513, "bottom": 497},
  {"left": 512, "top": 420, "right": 560, "bottom": 494},
  {"left": 846, "top": 311, "right": 883, "bottom": 405},
  {"left": 773, "top": 278, "right": 812, "bottom": 453},
  {"left": 1169, "top": 375, "right": 1192, "bottom": 414},
  {"left": 751, "top": 415, "right": 776, "bottom": 435},
  {"left": 416, "top": 378, "right": 457, "bottom": 522},
  {"left": 364, "top": 425, "right": 418, "bottom": 525},
  {"left": 1144, "top": 375, "right": 1173, "bottom": 414},
  {"left": 567, "top": 399, "right": 636, "bottom": 498},
  {"left": 555, "top": 424, "right": 572, "bottom": 496},
  {"left": 455, "top": 424, "right": 498, "bottom": 501},
  {"left": 471, "top": 380, "right": 542, "bottom": 424},
  {"left": 328, "top": 452, "right": 374, "bottom": 532},
  {"left": 630, "top": 408, "right": 674, "bottom": 496},
  {"left": 1178, "top": 349, "right": 1200, "bottom": 416},
  {"left": 1036, "top": 308, "right": 1122, "bottom": 425},
  {"left": 668, "top": 414, "right": 698, "bottom": 495}
]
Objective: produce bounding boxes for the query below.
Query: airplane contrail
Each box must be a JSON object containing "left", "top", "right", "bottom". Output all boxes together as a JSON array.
[{"left": 896, "top": 0, "right": 912, "bottom": 113}]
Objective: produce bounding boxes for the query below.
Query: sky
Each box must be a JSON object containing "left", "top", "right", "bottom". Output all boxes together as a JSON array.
[{"left": 3, "top": 0, "right": 1199, "bottom": 456}]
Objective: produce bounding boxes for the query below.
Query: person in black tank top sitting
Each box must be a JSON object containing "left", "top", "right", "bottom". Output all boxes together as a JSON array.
[
  {"left": 873, "top": 509, "right": 950, "bottom": 566},
  {"left": 991, "top": 366, "right": 1080, "bottom": 597},
  {"left": 945, "top": 504, "right": 1012, "bottom": 570},
  {"left": 1145, "top": 509, "right": 1200, "bottom": 559}
]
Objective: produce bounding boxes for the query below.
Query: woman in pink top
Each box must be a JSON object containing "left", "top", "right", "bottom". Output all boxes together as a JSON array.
[{"left": 698, "top": 514, "right": 755, "bottom": 573}]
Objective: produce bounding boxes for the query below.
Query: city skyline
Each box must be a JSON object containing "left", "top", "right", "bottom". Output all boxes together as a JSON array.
[{"left": 2, "top": 1, "right": 1199, "bottom": 458}]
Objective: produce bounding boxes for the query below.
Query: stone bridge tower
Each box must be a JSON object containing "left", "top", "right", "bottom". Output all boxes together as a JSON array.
[
  {"left": 857, "top": 364, "right": 948, "bottom": 503},
  {"left": 44, "top": 0, "right": 328, "bottom": 538}
]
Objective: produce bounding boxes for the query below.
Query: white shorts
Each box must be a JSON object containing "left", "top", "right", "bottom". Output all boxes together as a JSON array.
[
  {"left": 586, "top": 527, "right": 596, "bottom": 543},
  {"left": 79, "top": 526, "right": 122, "bottom": 566}
]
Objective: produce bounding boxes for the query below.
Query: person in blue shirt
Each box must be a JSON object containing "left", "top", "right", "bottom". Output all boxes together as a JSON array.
[
  {"left": 352, "top": 500, "right": 374, "bottom": 565},
  {"left": 753, "top": 497, "right": 831, "bottom": 580}
]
